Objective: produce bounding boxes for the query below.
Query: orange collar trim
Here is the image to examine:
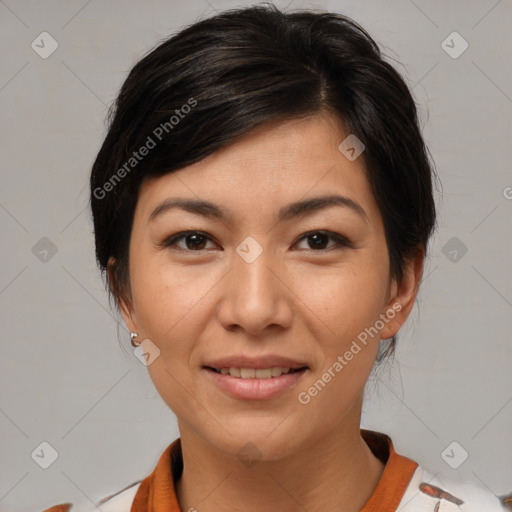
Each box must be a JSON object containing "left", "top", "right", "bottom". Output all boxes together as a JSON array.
[{"left": 131, "top": 429, "right": 418, "bottom": 512}]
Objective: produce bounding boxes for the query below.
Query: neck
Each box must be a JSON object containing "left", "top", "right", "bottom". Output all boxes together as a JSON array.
[{"left": 175, "top": 398, "right": 385, "bottom": 512}]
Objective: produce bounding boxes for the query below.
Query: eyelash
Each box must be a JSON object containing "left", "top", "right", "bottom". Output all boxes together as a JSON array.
[{"left": 161, "top": 230, "right": 353, "bottom": 253}]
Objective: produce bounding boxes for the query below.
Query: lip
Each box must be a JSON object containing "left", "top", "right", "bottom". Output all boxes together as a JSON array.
[
  {"left": 203, "top": 355, "right": 308, "bottom": 370},
  {"left": 203, "top": 366, "right": 308, "bottom": 400}
]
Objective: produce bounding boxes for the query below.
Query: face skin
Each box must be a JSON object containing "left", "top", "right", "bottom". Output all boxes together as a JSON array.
[{"left": 115, "top": 113, "right": 423, "bottom": 512}]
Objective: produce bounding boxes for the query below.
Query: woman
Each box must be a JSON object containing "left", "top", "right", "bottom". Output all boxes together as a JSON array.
[{"left": 44, "top": 4, "right": 511, "bottom": 511}]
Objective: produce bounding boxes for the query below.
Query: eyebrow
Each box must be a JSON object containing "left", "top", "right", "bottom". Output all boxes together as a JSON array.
[{"left": 148, "top": 194, "right": 368, "bottom": 224}]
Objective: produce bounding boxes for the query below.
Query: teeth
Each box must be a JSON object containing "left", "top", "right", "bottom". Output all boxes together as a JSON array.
[
  {"left": 271, "top": 367, "right": 282, "bottom": 377},
  {"left": 229, "top": 367, "right": 241, "bottom": 377},
  {"left": 255, "top": 368, "right": 272, "bottom": 379},
  {"left": 240, "top": 368, "right": 256, "bottom": 379},
  {"left": 213, "top": 367, "right": 301, "bottom": 379}
]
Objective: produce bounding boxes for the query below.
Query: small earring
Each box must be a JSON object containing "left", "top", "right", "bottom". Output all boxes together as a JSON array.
[{"left": 130, "top": 332, "right": 141, "bottom": 347}]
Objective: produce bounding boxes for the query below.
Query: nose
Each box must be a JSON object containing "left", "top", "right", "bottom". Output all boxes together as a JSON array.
[{"left": 216, "top": 245, "right": 293, "bottom": 336}]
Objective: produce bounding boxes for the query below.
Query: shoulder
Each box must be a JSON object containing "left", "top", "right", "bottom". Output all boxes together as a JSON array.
[
  {"left": 398, "top": 464, "right": 511, "bottom": 511},
  {"left": 42, "top": 481, "right": 141, "bottom": 512}
]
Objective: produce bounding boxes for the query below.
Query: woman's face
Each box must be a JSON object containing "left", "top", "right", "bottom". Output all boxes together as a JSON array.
[{"left": 119, "top": 113, "right": 417, "bottom": 460}]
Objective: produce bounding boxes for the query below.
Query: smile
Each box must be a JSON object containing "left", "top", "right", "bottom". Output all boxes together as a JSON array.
[{"left": 203, "top": 366, "right": 308, "bottom": 400}]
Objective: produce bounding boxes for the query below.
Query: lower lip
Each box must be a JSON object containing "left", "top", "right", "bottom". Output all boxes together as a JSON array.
[{"left": 203, "top": 367, "right": 308, "bottom": 400}]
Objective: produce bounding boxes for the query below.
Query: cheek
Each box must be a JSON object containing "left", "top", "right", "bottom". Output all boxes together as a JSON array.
[
  {"left": 129, "top": 263, "right": 207, "bottom": 413},
  {"left": 130, "top": 253, "right": 214, "bottom": 339},
  {"left": 293, "top": 259, "right": 389, "bottom": 343},
  {"left": 129, "top": 257, "right": 221, "bottom": 395},
  {"left": 292, "top": 260, "right": 388, "bottom": 405}
]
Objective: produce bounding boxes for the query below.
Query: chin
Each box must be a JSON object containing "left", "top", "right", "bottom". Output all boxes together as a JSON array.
[{"left": 203, "top": 423, "right": 307, "bottom": 463}]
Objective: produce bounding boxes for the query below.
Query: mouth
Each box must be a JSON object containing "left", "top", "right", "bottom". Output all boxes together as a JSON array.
[
  {"left": 204, "top": 366, "right": 308, "bottom": 379},
  {"left": 202, "top": 365, "right": 309, "bottom": 400}
]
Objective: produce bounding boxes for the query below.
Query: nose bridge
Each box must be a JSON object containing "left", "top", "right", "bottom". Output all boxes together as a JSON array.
[
  {"left": 234, "top": 236, "right": 278, "bottom": 307},
  {"left": 218, "top": 235, "right": 290, "bottom": 334}
]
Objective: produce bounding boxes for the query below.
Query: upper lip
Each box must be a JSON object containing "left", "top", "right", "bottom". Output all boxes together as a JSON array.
[{"left": 203, "top": 355, "right": 309, "bottom": 370}]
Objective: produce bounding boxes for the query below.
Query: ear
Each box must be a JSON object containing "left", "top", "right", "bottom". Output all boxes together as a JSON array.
[
  {"left": 380, "top": 249, "right": 424, "bottom": 340},
  {"left": 107, "top": 256, "right": 138, "bottom": 334}
]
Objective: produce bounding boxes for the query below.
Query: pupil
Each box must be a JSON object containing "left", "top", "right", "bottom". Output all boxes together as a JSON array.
[
  {"left": 187, "top": 234, "right": 206, "bottom": 250},
  {"left": 309, "top": 233, "right": 328, "bottom": 249}
]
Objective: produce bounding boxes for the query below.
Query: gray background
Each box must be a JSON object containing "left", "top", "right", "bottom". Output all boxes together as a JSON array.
[{"left": 1, "top": 0, "right": 511, "bottom": 510}]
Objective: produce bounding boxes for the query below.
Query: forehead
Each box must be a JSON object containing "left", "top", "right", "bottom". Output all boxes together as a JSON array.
[{"left": 136, "top": 113, "right": 381, "bottom": 228}]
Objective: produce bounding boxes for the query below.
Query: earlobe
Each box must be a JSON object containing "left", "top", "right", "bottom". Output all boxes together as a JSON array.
[{"left": 380, "top": 250, "right": 424, "bottom": 340}]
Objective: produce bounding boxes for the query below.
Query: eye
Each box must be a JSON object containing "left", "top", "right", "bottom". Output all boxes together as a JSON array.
[
  {"left": 293, "top": 230, "right": 352, "bottom": 251},
  {"left": 162, "top": 231, "right": 218, "bottom": 252}
]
